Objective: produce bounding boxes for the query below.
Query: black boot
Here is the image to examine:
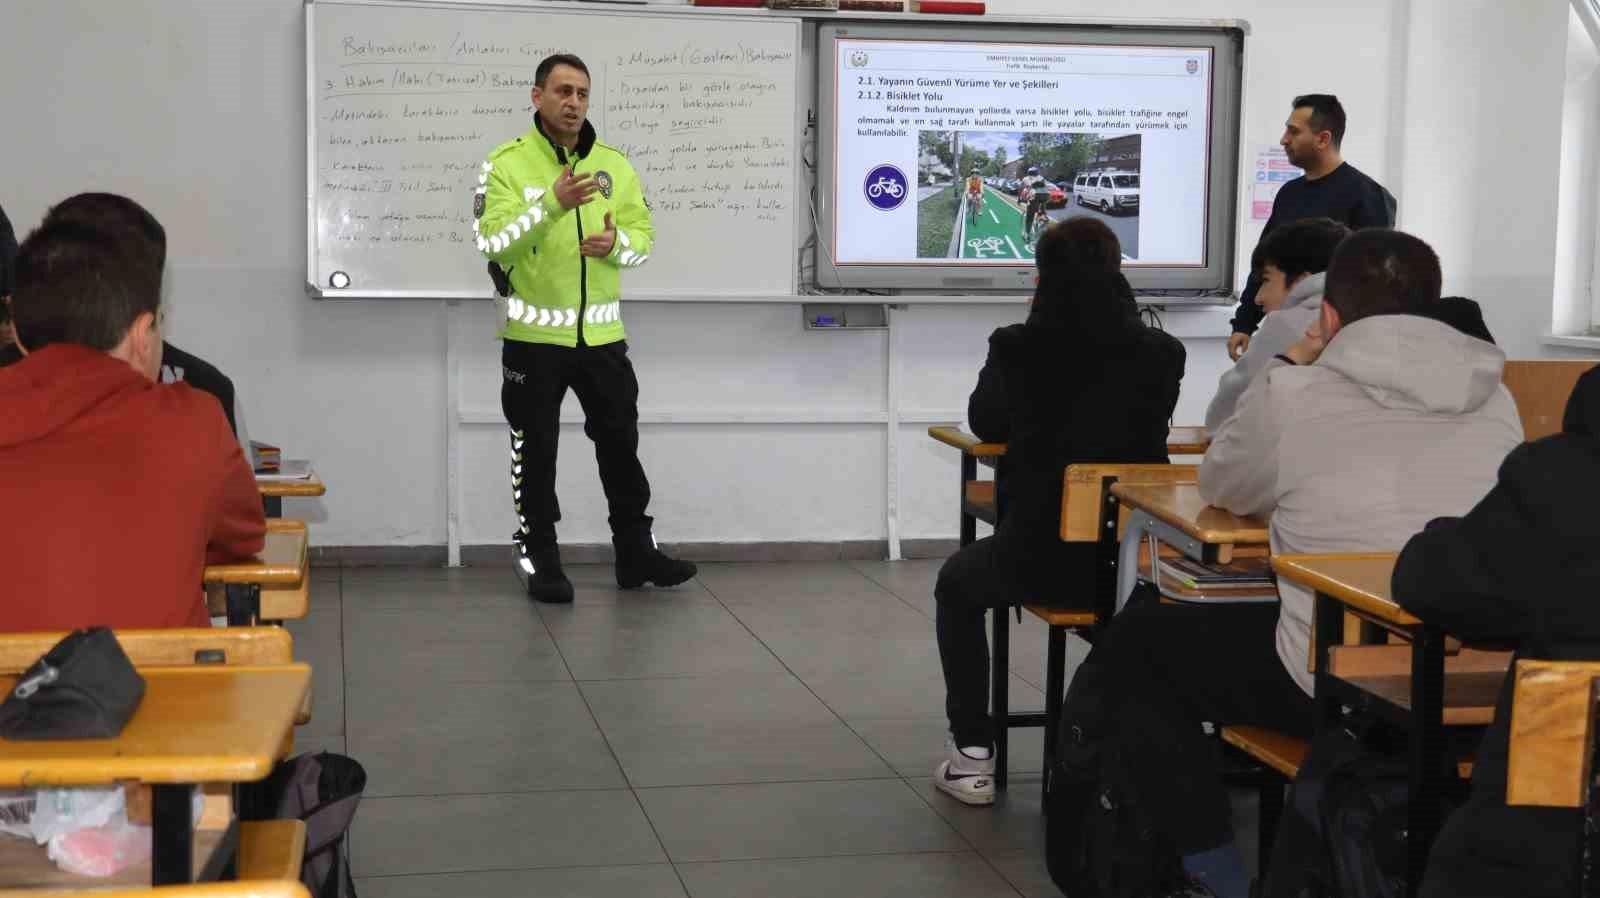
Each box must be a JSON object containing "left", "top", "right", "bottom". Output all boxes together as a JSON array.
[
  {"left": 517, "top": 539, "right": 574, "bottom": 604},
  {"left": 613, "top": 526, "right": 697, "bottom": 589}
]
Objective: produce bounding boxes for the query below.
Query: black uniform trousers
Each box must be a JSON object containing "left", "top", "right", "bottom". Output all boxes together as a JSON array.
[{"left": 501, "top": 338, "right": 652, "bottom": 548}]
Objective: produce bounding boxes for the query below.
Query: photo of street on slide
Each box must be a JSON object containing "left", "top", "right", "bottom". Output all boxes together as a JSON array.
[{"left": 916, "top": 130, "right": 1141, "bottom": 261}]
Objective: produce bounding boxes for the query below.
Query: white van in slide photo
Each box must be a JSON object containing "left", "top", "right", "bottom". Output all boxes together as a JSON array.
[{"left": 1073, "top": 170, "right": 1141, "bottom": 215}]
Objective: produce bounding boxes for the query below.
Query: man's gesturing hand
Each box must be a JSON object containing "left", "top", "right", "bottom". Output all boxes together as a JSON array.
[
  {"left": 581, "top": 212, "right": 616, "bottom": 258},
  {"left": 554, "top": 166, "right": 599, "bottom": 210}
]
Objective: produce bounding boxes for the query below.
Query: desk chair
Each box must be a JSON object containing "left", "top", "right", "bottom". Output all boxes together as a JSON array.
[
  {"left": 1502, "top": 359, "right": 1595, "bottom": 441},
  {"left": 987, "top": 463, "right": 1199, "bottom": 790}
]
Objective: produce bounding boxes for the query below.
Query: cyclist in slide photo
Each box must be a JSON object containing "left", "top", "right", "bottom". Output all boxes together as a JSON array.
[
  {"left": 1020, "top": 166, "right": 1049, "bottom": 244},
  {"left": 966, "top": 168, "right": 984, "bottom": 223}
]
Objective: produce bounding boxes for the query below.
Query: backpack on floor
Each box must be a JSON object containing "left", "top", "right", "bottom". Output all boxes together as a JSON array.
[
  {"left": 1045, "top": 615, "right": 1188, "bottom": 898},
  {"left": 1260, "top": 726, "right": 1446, "bottom": 898},
  {"left": 245, "top": 752, "right": 367, "bottom": 898}
]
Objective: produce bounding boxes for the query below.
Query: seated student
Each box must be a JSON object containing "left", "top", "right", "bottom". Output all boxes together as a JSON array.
[
  {"left": 932, "top": 217, "right": 1185, "bottom": 806},
  {"left": 1205, "top": 218, "right": 1349, "bottom": 433},
  {"left": 1069, "top": 230, "right": 1522, "bottom": 898},
  {"left": 42, "top": 193, "right": 247, "bottom": 443},
  {"left": 1427, "top": 295, "right": 1495, "bottom": 344},
  {"left": 1393, "top": 365, "right": 1599, "bottom": 898},
  {"left": 0, "top": 196, "right": 265, "bottom": 631}
]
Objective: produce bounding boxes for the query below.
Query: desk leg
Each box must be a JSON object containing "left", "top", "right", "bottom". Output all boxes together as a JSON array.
[
  {"left": 1313, "top": 590, "right": 1342, "bottom": 735},
  {"left": 1406, "top": 624, "right": 1446, "bottom": 898},
  {"left": 991, "top": 607, "right": 1009, "bottom": 791},
  {"left": 262, "top": 495, "right": 283, "bottom": 519},
  {"left": 1042, "top": 624, "right": 1066, "bottom": 793},
  {"left": 959, "top": 455, "right": 977, "bottom": 548},
  {"left": 225, "top": 584, "right": 261, "bottom": 627},
  {"left": 151, "top": 784, "right": 194, "bottom": 885}
]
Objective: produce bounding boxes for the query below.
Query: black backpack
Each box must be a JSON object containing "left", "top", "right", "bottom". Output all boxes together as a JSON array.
[
  {"left": 244, "top": 752, "right": 368, "bottom": 898},
  {"left": 1260, "top": 726, "right": 1443, "bottom": 898},
  {"left": 1046, "top": 633, "right": 1188, "bottom": 897}
]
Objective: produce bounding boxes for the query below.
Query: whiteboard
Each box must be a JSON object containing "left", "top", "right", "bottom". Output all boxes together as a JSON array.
[{"left": 306, "top": 0, "right": 802, "bottom": 298}]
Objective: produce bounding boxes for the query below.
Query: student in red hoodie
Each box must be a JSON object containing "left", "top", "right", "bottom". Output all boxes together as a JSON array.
[{"left": 0, "top": 195, "right": 265, "bottom": 631}]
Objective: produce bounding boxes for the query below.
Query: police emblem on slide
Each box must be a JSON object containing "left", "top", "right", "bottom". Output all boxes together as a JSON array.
[
  {"left": 595, "top": 171, "right": 614, "bottom": 199},
  {"left": 850, "top": 50, "right": 869, "bottom": 67}
]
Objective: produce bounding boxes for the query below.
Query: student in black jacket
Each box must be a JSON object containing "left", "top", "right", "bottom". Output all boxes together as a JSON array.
[
  {"left": 0, "top": 201, "right": 19, "bottom": 367},
  {"left": 932, "top": 216, "right": 1185, "bottom": 807},
  {"left": 1394, "top": 364, "right": 1600, "bottom": 898}
]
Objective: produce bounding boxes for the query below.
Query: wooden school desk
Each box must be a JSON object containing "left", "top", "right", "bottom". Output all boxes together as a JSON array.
[
  {"left": 0, "top": 664, "right": 311, "bottom": 889},
  {"left": 1107, "top": 481, "right": 1272, "bottom": 608},
  {"left": 1274, "top": 552, "right": 1503, "bottom": 898},
  {"left": 256, "top": 471, "right": 325, "bottom": 519},
  {"left": 927, "top": 425, "right": 1214, "bottom": 548},
  {"left": 204, "top": 520, "right": 310, "bottom": 625}
]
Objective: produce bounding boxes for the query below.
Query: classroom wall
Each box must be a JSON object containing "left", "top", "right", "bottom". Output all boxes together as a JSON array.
[{"left": 0, "top": 0, "right": 1584, "bottom": 552}]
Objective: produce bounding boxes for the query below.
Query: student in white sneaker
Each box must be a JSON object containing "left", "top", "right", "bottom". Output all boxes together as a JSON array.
[{"left": 932, "top": 217, "right": 1185, "bottom": 805}]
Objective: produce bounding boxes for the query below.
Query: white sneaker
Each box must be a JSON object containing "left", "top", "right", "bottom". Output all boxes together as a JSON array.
[{"left": 933, "top": 740, "right": 995, "bottom": 806}]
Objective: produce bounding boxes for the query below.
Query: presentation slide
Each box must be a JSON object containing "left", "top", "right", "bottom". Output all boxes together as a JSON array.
[{"left": 830, "top": 38, "right": 1213, "bottom": 267}]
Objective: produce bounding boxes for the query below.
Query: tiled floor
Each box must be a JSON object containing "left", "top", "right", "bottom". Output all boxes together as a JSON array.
[{"left": 288, "top": 559, "right": 1255, "bottom": 897}]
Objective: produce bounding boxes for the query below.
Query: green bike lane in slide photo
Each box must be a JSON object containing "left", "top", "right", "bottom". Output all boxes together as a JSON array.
[{"left": 959, "top": 186, "right": 1035, "bottom": 260}]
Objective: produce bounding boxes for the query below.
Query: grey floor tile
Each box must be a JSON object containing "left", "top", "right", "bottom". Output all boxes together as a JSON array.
[
  {"left": 342, "top": 566, "right": 528, "bottom": 608},
  {"left": 356, "top": 865, "right": 687, "bottom": 898},
  {"left": 290, "top": 724, "right": 346, "bottom": 756},
  {"left": 849, "top": 558, "right": 944, "bottom": 605},
  {"left": 343, "top": 604, "right": 569, "bottom": 684},
  {"left": 288, "top": 577, "right": 345, "bottom": 736},
  {"left": 542, "top": 604, "right": 785, "bottom": 680},
  {"left": 849, "top": 716, "right": 1045, "bottom": 780},
  {"left": 605, "top": 721, "right": 895, "bottom": 787},
  {"left": 580, "top": 674, "right": 835, "bottom": 732},
  {"left": 353, "top": 791, "right": 664, "bottom": 876},
  {"left": 798, "top": 657, "right": 1044, "bottom": 722},
  {"left": 677, "top": 851, "right": 1020, "bottom": 898},
  {"left": 694, "top": 562, "right": 897, "bottom": 604},
  {"left": 348, "top": 679, "right": 624, "bottom": 796},
  {"left": 636, "top": 779, "right": 966, "bottom": 863},
  {"left": 908, "top": 778, "right": 1047, "bottom": 857},
  {"left": 984, "top": 849, "right": 1061, "bottom": 898}
]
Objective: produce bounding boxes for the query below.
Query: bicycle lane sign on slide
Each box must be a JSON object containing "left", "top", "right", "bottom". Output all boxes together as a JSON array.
[{"left": 960, "top": 187, "right": 1031, "bottom": 260}]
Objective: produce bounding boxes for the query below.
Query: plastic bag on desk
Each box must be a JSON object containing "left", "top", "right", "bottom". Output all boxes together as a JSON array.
[{"left": 47, "top": 819, "right": 152, "bottom": 877}]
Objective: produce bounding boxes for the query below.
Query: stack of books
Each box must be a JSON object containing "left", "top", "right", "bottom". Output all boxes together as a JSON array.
[
  {"left": 1157, "top": 556, "right": 1275, "bottom": 590},
  {"left": 249, "top": 440, "right": 281, "bottom": 474}
]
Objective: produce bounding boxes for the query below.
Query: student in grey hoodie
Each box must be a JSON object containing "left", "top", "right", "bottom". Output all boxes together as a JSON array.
[
  {"left": 1072, "top": 230, "right": 1522, "bottom": 898},
  {"left": 1205, "top": 218, "right": 1348, "bottom": 434}
]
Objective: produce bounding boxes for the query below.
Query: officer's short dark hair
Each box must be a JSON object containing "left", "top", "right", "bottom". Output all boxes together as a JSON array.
[
  {"left": 1251, "top": 217, "right": 1350, "bottom": 282},
  {"left": 1323, "top": 229, "right": 1441, "bottom": 326},
  {"left": 536, "top": 54, "right": 590, "bottom": 87},
  {"left": 1293, "top": 94, "right": 1346, "bottom": 148},
  {"left": 12, "top": 198, "right": 163, "bottom": 353}
]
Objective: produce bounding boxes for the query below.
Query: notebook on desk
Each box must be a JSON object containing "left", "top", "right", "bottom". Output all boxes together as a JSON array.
[{"left": 254, "top": 460, "right": 313, "bottom": 481}]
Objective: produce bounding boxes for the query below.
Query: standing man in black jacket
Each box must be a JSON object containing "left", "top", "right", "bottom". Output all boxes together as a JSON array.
[
  {"left": 1229, "top": 95, "right": 1396, "bottom": 361},
  {"left": 1394, "top": 365, "right": 1600, "bottom": 898},
  {"left": 932, "top": 217, "right": 1185, "bottom": 807}
]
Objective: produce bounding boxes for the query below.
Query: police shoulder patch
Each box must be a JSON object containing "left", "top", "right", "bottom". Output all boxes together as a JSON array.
[
  {"left": 473, "top": 192, "right": 486, "bottom": 218},
  {"left": 595, "top": 170, "right": 613, "bottom": 199}
]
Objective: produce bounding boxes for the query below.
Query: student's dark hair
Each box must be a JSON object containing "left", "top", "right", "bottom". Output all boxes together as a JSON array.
[
  {"left": 1027, "top": 216, "right": 1130, "bottom": 330},
  {"left": 1322, "top": 229, "right": 1441, "bottom": 325},
  {"left": 1293, "top": 93, "right": 1346, "bottom": 148},
  {"left": 1250, "top": 217, "right": 1349, "bottom": 282},
  {"left": 536, "top": 54, "right": 590, "bottom": 87},
  {"left": 11, "top": 216, "right": 163, "bottom": 353},
  {"left": 46, "top": 192, "right": 167, "bottom": 271}
]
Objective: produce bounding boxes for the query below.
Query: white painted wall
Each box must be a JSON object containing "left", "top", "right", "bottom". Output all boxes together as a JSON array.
[{"left": 0, "top": 0, "right": 1583, "bottom": 550}]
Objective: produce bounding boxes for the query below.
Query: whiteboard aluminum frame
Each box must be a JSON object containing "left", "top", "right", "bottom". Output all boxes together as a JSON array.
[{"left": 305, "top": 0, "right": 804, "bottom": 299}]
